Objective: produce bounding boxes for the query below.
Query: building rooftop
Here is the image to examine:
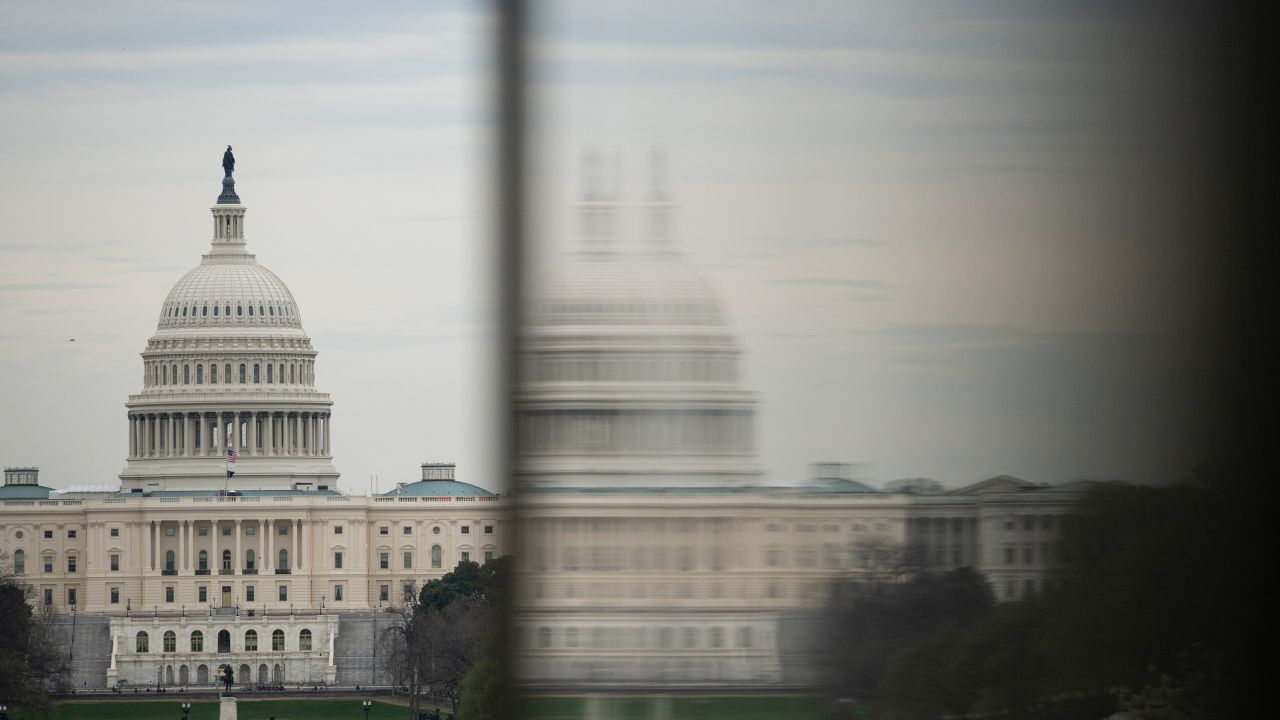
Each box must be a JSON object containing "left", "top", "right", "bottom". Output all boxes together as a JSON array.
[{"left": 385, "top": 479, "right": 496, "bottom": 498}]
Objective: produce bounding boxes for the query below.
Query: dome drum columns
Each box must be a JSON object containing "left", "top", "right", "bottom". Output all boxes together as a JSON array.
[{"left": 126, "top": 411, "right": 331, "bottom": 460}]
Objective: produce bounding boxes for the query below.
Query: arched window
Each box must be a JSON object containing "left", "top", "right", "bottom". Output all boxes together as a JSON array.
[
  {"left": 163, "top": 631, "right": 176, "bottom": 653},
  {"left": 246, "top": 549, "right": 255, "bottom": 571},
  {"left": 431, "top": 545, "right": 442, "bottom": 569},
  {"left": 236, "top": 305, "right": 243, "bottom": 317},
  {"left": 222, "top": 549, "right": 232, "bottom": 571},
  {"left": 253, "top": 364, "right": 260, "bottom": 383},
  {"left": 248, "top": 305, "right": 254, "bottom": 316},
  {"left": 213, "top": 305, "right": 219, "bottom": 316},
  {"left": 565, "top": 627, "right": 578, "bottom": 648},
  {"left": 171, "top": 364, "right": 177, "bottom": 384},
  {"left": 197, "top": 664, "right": 209, "bottom": 684},
  {"left": 202, "top": 305, "right": 208, "bottom": 316},
  {"left": 13, "top": 549, "right": 24, "bottom": 575},
  {"left": 136, "top": 631, "right": 150, "bottom": 653},
  {"left": 244, "top": 630, "right": 257, "bottom": 652},
  {"left": 165, "top": 550, "right": 175, "bottom": 572},
  {"left": 183, "top": 307, "right": 188, "bottom": 317},
  {"left": 163, "top": 365, "right": 168, "bottom": 384},
  {"left": 211, "top": 364, "right": 218, "bottom": 384},
  {"left": 196, "top": 365, "right": 203, "bottom": 384},
  {"left": 198, "top": 549, "right": 208, "bottom": 571},
  {"left": 289, "top": 364, "right": 295, "bottom": 384},
  {"left": 299, "top": 629, "right": 312, "bottom": 651},
  {"left": 267, "top": 364, "right": 273, "bottom": 383},
  {"left": 225, "top": 304, "right": 231, "bottom": 316},
  {"left": 269, "top": 306, "right": 274, "bottom": 316},
  {"left": 538, "top": 627, "right": 551, "bottom": 648},
  {"left": 217, "top": 630, "right": 230, "bottom": 654},
  {"left": 272, "top": 629, "right": 285, "bottom": 651},
  {"left": 279, "top": 548, "right": 289, "bottom": 569},
  {"left": 184, "top": 365, "right": 190, "bottom": 384},
  {"left": 259, "top": 305, "right": 264, "bottom": 317},
  {"left": 239, "top": 364, "right": 246, "bottom": 383},
  {"left": 191, "top": 630, "right": 204, "bottom": 652},
  {"left": 225, "top": 364, "right": 232, "bottom": 383}
]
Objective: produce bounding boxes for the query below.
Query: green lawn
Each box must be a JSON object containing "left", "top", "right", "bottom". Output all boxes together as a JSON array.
[
  {"left": 14, "top": 698, "right": 414, "bottom": 720},
  {"left": 523, "top": 695, "right": 842, "bottom": 720}
]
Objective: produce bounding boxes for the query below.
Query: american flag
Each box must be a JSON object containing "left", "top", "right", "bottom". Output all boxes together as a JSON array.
[{"left": 226, "top": 434, "right": 238, "bottom": 463}]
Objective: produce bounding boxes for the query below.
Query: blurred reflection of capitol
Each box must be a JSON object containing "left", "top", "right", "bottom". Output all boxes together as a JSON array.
[{"left": 515, "top": 150, "right": 1090, "bottom": 690}]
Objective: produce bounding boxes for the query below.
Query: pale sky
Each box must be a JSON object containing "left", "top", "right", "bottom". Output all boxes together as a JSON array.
[{"left": 0, "top": 1, "right": 1221, "bottom": 494}]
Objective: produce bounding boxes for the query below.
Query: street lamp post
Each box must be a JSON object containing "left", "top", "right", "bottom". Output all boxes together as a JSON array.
[
  {"left": 181, "top": 701, "right": 191, "bottom": 720},
  {"left": 363, "top": 699, "right": 372, "bottom": 720}
]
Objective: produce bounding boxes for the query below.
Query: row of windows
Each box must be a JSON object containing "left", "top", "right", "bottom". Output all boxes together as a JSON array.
[
  {"left": 1003, "top": 544, "right": 1056, "bottom": 565},
  {"left": 10, "top": 549, "right": 77, "bottom": 574},
  {"left": 371, "top": 547, "right": 496, "bottom": 570},
  {"left": 531, "top": 625, "right": 755, "bottom": 651},
  {"left": 164, "top": 303, "right": 294, "bottom": 320},
  {"left": 531, "top": 354, "right": 739, "bottom": 384},
  {"left": 147, "top": 360, "right": 311, "bottom": 387},
  {"left": 135, "top": 628, "right": 311, "bottom": 653},
  {"left": 373, "top": 524, "right": 494, "bottom": 536}
]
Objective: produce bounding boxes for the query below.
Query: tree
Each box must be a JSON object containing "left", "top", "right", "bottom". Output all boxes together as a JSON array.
[
  {"left": 1, "top": 553, "right": 70, "bottom": 718},
  {"left": 383, "top": 556, "right": 512, "bottom": 719}
]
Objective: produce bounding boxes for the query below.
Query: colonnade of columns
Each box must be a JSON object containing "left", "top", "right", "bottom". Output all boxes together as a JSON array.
[
  {"left": 127, "top": 410, "right": 331, "bottom": 460},
  {"left": 145, "top": 517, "right": 310, "bottom": 574}
]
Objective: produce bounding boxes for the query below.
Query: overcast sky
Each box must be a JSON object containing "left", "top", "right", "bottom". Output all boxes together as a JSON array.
[{"left": 0, "top": 1, "right": 1222, "bottom": 493}]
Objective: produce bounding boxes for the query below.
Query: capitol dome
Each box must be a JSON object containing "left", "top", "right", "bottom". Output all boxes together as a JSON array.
[
  {"left": 120, "top": 156, "right": 338, "bottom": 493},
  {"left": 157, "top": 261, "right": 303, "bottom": 333},
  {"left": 519, "top": 156, "right": 760, "bottom": 491},
  {"left": 536, "top": 253, "right": 726, "bottom": 329}
]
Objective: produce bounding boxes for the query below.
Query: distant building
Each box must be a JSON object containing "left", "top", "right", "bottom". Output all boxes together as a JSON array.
[{"left": 0, "top": 161, "right": 508, "bottom": 689}]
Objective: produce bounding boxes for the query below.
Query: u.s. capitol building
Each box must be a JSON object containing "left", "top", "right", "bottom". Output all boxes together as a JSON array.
[
  {"left": 0, "top": 159, "right": 507, "bottom": 690},
  {"left": 2, "top": 151, "right": 1088, "bottom": 692}
]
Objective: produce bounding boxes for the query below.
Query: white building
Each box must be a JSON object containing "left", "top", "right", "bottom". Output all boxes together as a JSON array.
[{"left": 0, "top": 160, "right": 509, "bottom": 689}]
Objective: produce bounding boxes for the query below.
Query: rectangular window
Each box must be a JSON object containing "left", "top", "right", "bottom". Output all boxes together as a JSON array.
[
  {"left": 403, "top": 552, "right": 413, "bottom": 569},
  {"left": 278, "top": 585, "right": 288, "bottom": 601},
  {"left": 44, "top": 555, "right": 53, "bottom": 573},
  {"left": 484, "top": 525, "right": 493, "bottom": 535},
  {"left": 67, "top": 556, "right": 77, "bottom": 573},
  {"left": 245, "top": 526, "right": 256, "bottom": 536},
  {"left": 43, "top": 589, "right": 53, "bottom": 605},
  {"left": 278, "top": 526, "right": 289, "bottom": 535},
  {"left": 379, "top": 585, "right": 389, "bottom": 602},
  {"left": 1004, "top": 547, "right": 1015, "bottom": 565},
  {"left": 43, "top": 530, "right": 53, "bottom": 539},
  {"left": 1024, "top": 546, "right": 1034, "bottom": 564},
  {"left": 461, "top": 526, "right": 470, "bottom": 535},
  {"left": 110, "top": 587, "right": 120, "bottom": 604},
  {"left": 334, "top": 551, "right": 343, "bottom": 569},
  {"left": 334, "top": 526, "right": 344, "bottom": 535},
  {"left": 403, "top": 583, "right": 414, "bottom": 601},
  {"left": 198, "top": 527, "right": 209, "bottom": 536},
  {"left": 334, "top": 585, "right": 343, "bottom": 601},
  {"left": 198, "top": 586, "right": 207, "bottom": 602},
  {"left": 110, "top": 554, "right": 120, "bottom": 571},
  {"left": 461, "top": 551, "right": 471, "bottom": 563},
  {"left": 379, "top": 552, "right": 389, "bottom": 570},
  {"left": 403, "top": 526, "right": 412, "bottom": 535},
  {"left": 165, "top": 586, "right": 174, "bottom": 603},
  {"left": 222, "top": 526, "right": 231, "bottom": 536},
  {"left": 68, "top": 529, "right": 77, "bottom": 539},
  {"left": 165, "top": 527, "right": 175, "bottom": 537},
  {"left": 67, "top": 588, "right": 77, "bottom": 606},
  {"left": 246, "top": 586, "right": 255, "bottom": 602},
  {"left": 110, "top": 527, "right": 120, "bottom": 537},
  {"left": 484, "top": 551, "right": 494, "bottom": 563},
  {"left": 379, "top": 527, "right": 389, "bottom": 536}
]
